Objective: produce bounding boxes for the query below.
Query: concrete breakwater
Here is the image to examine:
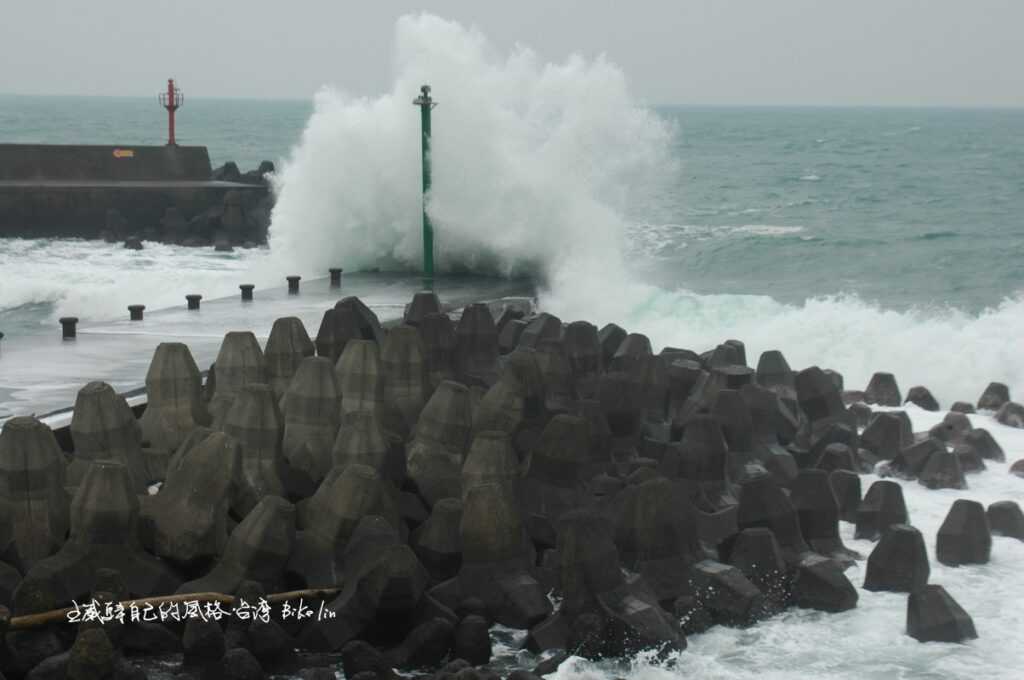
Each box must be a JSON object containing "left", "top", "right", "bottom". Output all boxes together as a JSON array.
[
  {"left": 0, "top": 144, "right": 271, "bottom": 247},
  {"left": 0, "top": 290, "right": 1022, "bottom": 679}
]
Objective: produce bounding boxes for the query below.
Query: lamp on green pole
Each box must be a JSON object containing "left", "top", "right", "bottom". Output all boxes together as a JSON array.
[{"left": 413, "top": 84, "right": 437, "bottom": 291}]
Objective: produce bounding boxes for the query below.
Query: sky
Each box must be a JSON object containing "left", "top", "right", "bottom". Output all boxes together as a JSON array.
[{"left": 2, "top": 0, "right": 1023, "bottom": 107}]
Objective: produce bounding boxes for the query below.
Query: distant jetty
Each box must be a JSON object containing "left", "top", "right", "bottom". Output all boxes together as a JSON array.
[{"left": 0, "top": 143, "right": 273, "bottom": 249}]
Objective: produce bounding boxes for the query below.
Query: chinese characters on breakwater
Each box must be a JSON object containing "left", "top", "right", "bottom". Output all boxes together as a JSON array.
[{"left": 65, "top": 598, "right": 337, "bottom": 625}]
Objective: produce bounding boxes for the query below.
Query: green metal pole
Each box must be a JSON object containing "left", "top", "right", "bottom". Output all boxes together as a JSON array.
[{"left": 414, "top": 85, "right": 435, "bottom": 291}]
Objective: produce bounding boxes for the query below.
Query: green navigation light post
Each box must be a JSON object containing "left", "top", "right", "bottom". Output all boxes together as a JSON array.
[{"left": 414, "top": 84, "right": 437, "bottom": 291}]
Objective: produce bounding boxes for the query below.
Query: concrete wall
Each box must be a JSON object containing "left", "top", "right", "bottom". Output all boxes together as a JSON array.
[{"left": 0, "top": 144, "right": 212, "bottom": 181}]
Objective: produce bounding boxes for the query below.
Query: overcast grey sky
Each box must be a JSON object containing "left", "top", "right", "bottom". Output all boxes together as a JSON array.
[{"left": 2, "top": 0, "right": 1022, "bottom": 106}]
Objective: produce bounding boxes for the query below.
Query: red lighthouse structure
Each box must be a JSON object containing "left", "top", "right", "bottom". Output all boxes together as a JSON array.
[{"left": 158, "top": 79, "right": 184, "bottom": 146}]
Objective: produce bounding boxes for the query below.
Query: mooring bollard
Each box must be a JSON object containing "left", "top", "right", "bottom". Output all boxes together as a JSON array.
[
  {"left": 186, "top": 294, "right": 202, "bottom": 310},
  {"left": 329, "top": 268, "right": 343, "bottom": 288},
  {"left": 240, "top": 284, "right": 255, "bottom": 301},
  {"left": 128, "top": 305, "right": 145, "bottom": 321},
  {"left": 287, "top": 276, "right": 301, "bottom": 294},
  {"left": 60, "top": 317, "right": 79, "bottom": 340}
]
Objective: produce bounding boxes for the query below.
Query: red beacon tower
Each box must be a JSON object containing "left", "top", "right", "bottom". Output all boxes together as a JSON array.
[{"left": 158, "top": 79, "right": 184, "bottom": 146}]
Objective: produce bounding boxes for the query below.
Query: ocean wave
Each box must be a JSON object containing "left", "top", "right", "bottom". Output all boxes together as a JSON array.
[{"left": 799, "top": 174, "right": 821, "bottom": 181}]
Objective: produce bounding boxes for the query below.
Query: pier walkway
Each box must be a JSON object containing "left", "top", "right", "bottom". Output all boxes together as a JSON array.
[{"left": 0, "top": 272, "right": 534, "bottom": 427}]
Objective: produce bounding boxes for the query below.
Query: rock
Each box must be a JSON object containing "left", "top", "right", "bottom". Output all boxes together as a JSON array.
[
  {"left": 978, "top": 382, "right": 1010, "bottom": 411},
  {"left": 791, "top": 553, "right": 858, "bottom": 612},
  {"left": 556, "top": 508, "right": 686, "bottom": 656},
  {"left": 736, "top": 473, "right": 808, "bottom": 562},
  {"left": 891, "top": 438, "right": 944, "bottom": 480},
  {"left": 68, "top": 381, "right": 149, "bottom": 492},
  {"left": 139, "top": 342, "right": 210, "bottom": 458},
  {"left": 406, "top": 381, "right": 474, "bottom": 507},
  {"left": 936, "top": 499, "right": 991, "bottom": 566},
  {"left": 815, "top": 442, "right": 857, "bottom": 473},
  {"left": 907, "top": 585, "right": 977, "bottom": 643},
  {"left": 795, "top": 366, "right": 846, "bottom": 423},
  {"left": 183, "top": 618, "right": 226, "bottom": 666},
  {"left": 864, "top": 372, "right": 901, "bottom": 407},
  {"left": 790, "top": 469, "right": 853, "bottom": 559},
  {"left": 986, "top": 500, "right": 1024, "bottom": 540},
  {"left": 905, "top": 386, "right": 940, "bottom": 411},
  {"left": 0, "top": 417, "right": 70, "bottom": 570},
  {"left": 995, "top": 401, "right": 1024, "bottom": 428},
  {"left": 179, "top": 496, "right": 295, "bottom": 594},
  {"left": 389, "top": 618, "right": 455, "bottom": 670},
  {"left": 66, "top": 628, "right": 115, "bottom": 680},
  {"left": 23, "top": 461, "right": 180, "bottom": 602},
  {"left": 855, "top": 480, "right": 909, "bottom": 541},
  {"left": 928, "top": 412, "right": 972, "bottom": 446},
  {"left": 208, "top": 331, "right": 266, "bottom": 428},
  {"left": 144, "top": 430, "right": 236, "bottom": 569},
  {"left": 455, "top": 303, "right": 500, "bottom": 387},
  {"left": 829, "top": 469, "right": 861, "bottom": 523},
  {"left": 264, "top": 317, "right": 315, "bottom": 399},
  {"left": 688, "top": 559, "right": 765, "bottom": 626},
  {"left": 962, "top": 428, "right": 1004, "bottom": 462},
  {"left": 281, "top": 357, "right": 340, "bottom": 487},
  {"left": 950, "top": 401, "right": 975, "bottom": 414},
  {"left": 341, "top": 640, "right": 392, "bottom": 680},
  {"left": 1012, "top": 459, "right": 1024, "bottom": 478},
  {"left": 864, "top": 524, "right": 929, "bottom": 592},
  {"left": 755, "top": 350, "right": 794, "bottom": 391},
  {"left": 861, "top": 412, "right": 907, "bottom": 460},
  {"left": 613, "top": 478, "right": 701, "bottom": 603},
  {"left": 918, "top": 449, "right": 967, "bottom": 490},
  {"left": 201, "top": 647, "right": 265, "bottom": 680},
  {"left": 454, "top": 614, "right": 491, "bottom": 665}
]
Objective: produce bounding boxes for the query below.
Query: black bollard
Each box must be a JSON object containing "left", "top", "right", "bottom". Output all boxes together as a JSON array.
[
  {"left": 329, "top": 268, "right": 343, "bottom": 288},
  {"left": 128, "top": 305, "right": 145, "bottom": 321},
  {"left": 60, "top": 317, "right": 79, "bottom": 339},
  {"left": 186, "top": 294, "right": 202, "bottom": 310},
  {"left": 240, "top": 284, "right": 255, "bottom": 302},
  {"left": 287, "top": 276, "right": 301, "bottom": 294}
]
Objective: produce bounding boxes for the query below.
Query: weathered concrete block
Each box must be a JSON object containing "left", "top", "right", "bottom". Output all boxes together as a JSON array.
[
  {"left": 461, "top": 431, "right": 520, "bottom": 501},
  {"left": 829, "top": 469, "right": 861, "bottom": 523},
  {"left": 209, "top": 332, "right": 266, "bottom": 428},
  {"left": 418, "top": 312, "right": 458, "bottom": 389},
  {"left": 936, "top": 499, "right": 991, "bottom": 567},
  {"left": 0, "top": 416, "right": 69, "bottom": 570},
  {"left": 223, "top": 383, "right": 292, "bottom": 510},
  {"left": 143, "top": 431, "right": 236, "bottom": 570},
  {"left": 855, "top": 480, "right": 909, "bottom": 541},
  {"left": 905, "top": 386, "right": 939, "bottom": 411},
  {"left": 995, "top": 401, "right": 1024, "bottom": 428},
  {"left": 407, "top": 381, "right": 474, "bottom": 507},
  {"left": 597, "top": 324, "right": 627, "bottom": 368},
  {"left": 521, "top": 414, "right": 590, "bottom": 524},
  {"left": 688, "top": 559, "right": 764, "bottom": 626},
  {"left": 755, "top": 350, "right": 794, "bottom": 391},
  {"left": 987, "top": 500, "right": 1024, "bottom": 540},
  {"left": 724, "top": 527, "right": 788, "bottom": 603},
  {"left": 791, "top": 553, "right": 857, "bottom": 612},
  {"left": 861, "top": 412, "right": 908, "bottom": 460},
  {"left": 518, "top": 313, "right": 563, "bottom": 350},
  {"left": 737, "top": 473, "right": 808, "bottom": 562},
  {"left": 335, "top": 339, "right": 385, "bottom": 418},
  {"left": 907, "top": 585, "right": 977, "bottom": 643},
  {"left": 795, "top": 366, "right": 845, "bottom": 423},
  {"left": 962, "top": 428, "right": 1004, "bottom": 462},
  {"left": 380, "top": 326, "right": 429, "bottom": 437},
  {"left": 864, "top": 524, "right": 929, "bottom": 593},
  {"left": 405, "top": 291, "right": 442, "bottom": 327},
  {"left": 563, "top": 321, "right": 602, "bottom": 399},
  {"left": 535, "top": 339, "right": 575, "bottom": 414},
  {"left": 264, "top": 317, "right": 315, "bottom": 399},
  {"left": 977, "top": 382, "right": 1010, "bottom": 411},
  {"left": 918, "top": 448, "right": 967, "bottom": 490},
  {"left": 69, "top": 381, "right": 149, "bottom": 492},
  {"left": 179, "top": 496, "right": 295, "bottom": 594},
  {"left": 331, "top": 411, "right": 392, "bottom": 478},
  {"left": 412, "top": 498, "right": 463, "bottom": 582},
  {"left": 455, "top": 303, "right": 500, "bottom": 387},
  {"left": 281, "top": 357, "right": 340, "bottom": 487},
  {"left": 140, "top": 343, "right": 209, "bottom": 459},
  {"left": 790, "top": 469, "right": 853, "bottom": 560},
  {"left": 864, "top": 372, "right": 901, "bottom": 407},
  {"left": 24, "top": 461, "right": 180, "bottom": 602}
]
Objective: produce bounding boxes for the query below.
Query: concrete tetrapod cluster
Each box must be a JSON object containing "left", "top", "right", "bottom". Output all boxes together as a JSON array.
[{"left": 1, "top": 289, "right": 1018, "bottom": 680}]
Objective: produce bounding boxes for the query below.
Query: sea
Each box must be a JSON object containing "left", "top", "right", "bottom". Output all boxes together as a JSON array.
[{"left": 1, "top": 13, "right": 1023, "bottom": 680}]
